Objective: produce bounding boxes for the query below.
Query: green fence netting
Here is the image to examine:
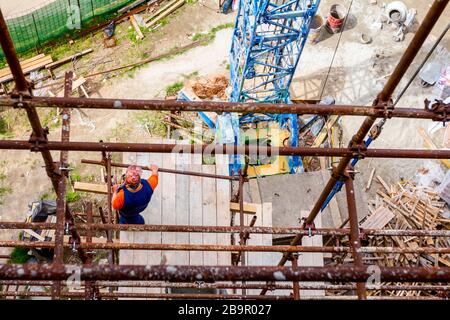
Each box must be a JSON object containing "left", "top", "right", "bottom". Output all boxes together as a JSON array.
[{"left": 1, "top": 0, "right": 135, "bottom": 58}]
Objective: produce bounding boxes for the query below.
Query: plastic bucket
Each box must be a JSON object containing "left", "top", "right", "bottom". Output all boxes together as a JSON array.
[
  {"left": 326, "top": 4, "right": 347, "bottom": 33},
  {"left": 308, "top": 14, "right": 324, "bottom": 44}
]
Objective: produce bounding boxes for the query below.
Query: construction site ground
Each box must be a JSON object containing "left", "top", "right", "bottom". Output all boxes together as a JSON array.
[{"left": 0, "top": 0, "right": 449, "bottom": 263}]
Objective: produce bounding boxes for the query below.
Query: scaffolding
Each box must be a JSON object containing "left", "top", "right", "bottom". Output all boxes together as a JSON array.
[{"left": 0, "top": 0, "right": 449, "bottom": 300}]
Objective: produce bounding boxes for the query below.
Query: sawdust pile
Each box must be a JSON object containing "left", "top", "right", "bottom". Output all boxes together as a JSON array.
[{"left": 191, "top": 76, "right": 228, "bottom": 100}]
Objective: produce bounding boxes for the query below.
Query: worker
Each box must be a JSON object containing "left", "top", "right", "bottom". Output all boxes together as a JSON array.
[{"left": 112, "top": 164, "right": 158, "bottom": 224}]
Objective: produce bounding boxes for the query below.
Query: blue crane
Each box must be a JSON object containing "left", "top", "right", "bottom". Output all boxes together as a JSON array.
[{"left": 224, "top": 0, "right": 321, "bottom": 175}]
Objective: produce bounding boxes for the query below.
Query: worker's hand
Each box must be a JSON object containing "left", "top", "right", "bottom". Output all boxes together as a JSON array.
[
  {"left": 112, "top": 184, "right": 119, "bottom": 193},
  {"left": 150, "top": 164, "right": 158, "bottom": 174}
]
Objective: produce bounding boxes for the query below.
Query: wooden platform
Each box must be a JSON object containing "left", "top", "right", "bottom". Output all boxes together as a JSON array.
[{"left": 119, "top": 139, "right": 231, "bottom": 296}]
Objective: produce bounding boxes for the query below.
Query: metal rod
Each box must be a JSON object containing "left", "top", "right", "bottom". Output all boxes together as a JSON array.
[
  {"left": 85, "top": 202, "right": 95, "bottom": 300},
  {"left": 81, "top": 159, "right": 239, "bottom": 180},
  {"left": 0, "top": 221, "right": 449, "bottom": 237},
  {"left": 0, "top": 10, "right": 29, "bottom": 93},
  {"left": 1, "top": 280, "right": 448, "bottom": 291},
  {"left": 345, "top": 177, "right": 366, "bottom": 300},
  {"left": 65, "top": 206, "right": 90, "bottom": 263},
  {"left": 1, "top": 241, "right": 449, "bottom": 254},
  {"left": 291, "top": 254, "right": 300, "bottom": 300},
  {"left": 51, "top": 72, "right": 73, "bottom": 300},
  {"left": 51, "top": 177, "right": 66, "bottom": 299},
  {"left": 1, "top": 264, "right": 448, "bottom": 282},
  {"left": 0, "top": 290, "right": 445, "bottom": 300},
  {"left": 0, "top": 140, "right": 449, "bottom": 159},
  {"left": 103, "top": 153, "right": 115, "bottom": 275},
  {"left": 0, "top": 9, "right": 60, "bottom": 192},
  {"left": 0, "top": 96, "right": 447, "bottom": 121},
  {"left": 0, "top": 290, "right": 444, "bottom": 300}
]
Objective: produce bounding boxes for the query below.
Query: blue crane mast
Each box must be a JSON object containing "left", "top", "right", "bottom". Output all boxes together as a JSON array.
[{"left": 226, "top": 0, "right": 321, "bottom": 175}]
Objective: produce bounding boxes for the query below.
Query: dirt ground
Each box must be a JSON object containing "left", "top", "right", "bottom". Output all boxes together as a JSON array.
[{"left": 0, "top": 0, "right": 449, "bottom": 257}]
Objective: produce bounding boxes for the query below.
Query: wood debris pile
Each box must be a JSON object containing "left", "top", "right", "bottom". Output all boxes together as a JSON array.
[
  {"left": 191, "top": 76, "right": 229, "bottom": 100},
  {"left": 359, "top": 178, "right": 449, "bottom": 298},
  {"left": 366, "top": 178, "right": 449, "bottom": 265}
]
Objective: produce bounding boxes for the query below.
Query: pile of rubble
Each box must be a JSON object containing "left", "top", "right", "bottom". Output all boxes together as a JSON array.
[{"left": 191, "top": 75, "right": 229, "bottom": 100}]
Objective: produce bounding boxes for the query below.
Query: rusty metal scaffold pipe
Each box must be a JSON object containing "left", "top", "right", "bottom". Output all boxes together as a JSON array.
[
  {"left": 0, "top": 240, "right": 449, "bottom": 254},
  {"left": 0, "top": 10, "right": 28, "bottom": 93},
  {"left": 0, "top": 96, "right": 448, "bottom": 122},
  {"left": 0, "top": 10, "right": 60, "bottom": 192},
  {"left": 81, "top": 159, "right": 240, "bottom": 180},
  {"left": 345, "top": 177, "right": 366, "bottom": 300},
  {"left": 0, "top": 264, "right": 449, "bottom": 282},
  {"left": 0, "top": 291, "right": 446, "bottom": 300},
  {"left": 0, "top": 140, "right": 449, "bottom": 159},
  {"left": 0, "top": 280, "right": 449, "bottom": 292},
  {"left": 1, "top": 221, "right": 450, "bottom": 237}
]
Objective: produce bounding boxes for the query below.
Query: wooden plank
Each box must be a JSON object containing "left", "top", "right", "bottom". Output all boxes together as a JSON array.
[
  {"left": 146, "top": 0, "right": 185, "bottom": 28},
  {"left": 189, "top": 149, "right": 203, "bottom": 265},
  {"left": 215, "top": 154, "right": 231, "bottom": 265},
  {"left": 202, "top": 165, "right": 217, "bottom": 266},
  {"left": 161, "top": 139, "right": 177, "bottom": 265},
  {"left": 299, "top": 209, "right": 325, "bottom": 296},
  {"left": 417, "top": 126, "right": 450, "bottom": 168},
  {"left": 144, "top": 0, "right": 179, "bottom": 23},
  {"left": 244, "top": 204, "right": 263, "bottom": 296},
  {"left": 130, "top": 15, "right": 144, "bottom": 39},
  {"left": 0, "top": 54, "right": 45, "bottom": 77},
  {"left": 175, "top": 140, "right": 190, "bottom": 265},
  {"left": 361, "top": 206, "right": 395, "bottom": 229},
  {"left": 303, "top": 115, "right": 339, "bottom": 167},
  {"left": 74, "top": 181, "right": 107, "bottom": 194},
  {"left": 0, "top": 56, "right": 53, "bottom": 83},
  {"left": 45, "top": 49, "right": 93, "bottom": 70},
  {"left": 23, "top": 229, "right": 45, "bottom": 241},
  {"left": 366, "top": 168, "right": 376, "bottom": 191},
  {"left": 376, "top": 175, "right": 391, "bottom": 193},
  {"left": 229, "top": 202, "right": 257, "bottom": 214},
  {"left": 261, "top": 202, "right": 275, "bottom": 266},
  {"left": 57, "top": 76, "right": 87, "bottom": 97}
]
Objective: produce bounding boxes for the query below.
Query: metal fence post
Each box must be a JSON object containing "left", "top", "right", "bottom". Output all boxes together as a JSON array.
[{"left": 31, "top": 13, "right": 42, "bottom": 53}]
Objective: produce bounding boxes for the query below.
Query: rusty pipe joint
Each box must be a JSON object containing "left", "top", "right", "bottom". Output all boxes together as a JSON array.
[
  {"left": 10, "top": 85, "right": 33, "bottom": 99},
  {"left": 374, "top": 96, "right": 394, "bottom": 119},
  {"left": 349, "top": 141, "right": 367, "bottom": 160},
  {"left": 12, "top": 95, "right": 29, "bottom": 109},
  {"left": 331, "top": 166, "right": 349, "bottom": 182},
  {"left": 28, "top": 127, "right": 50, "bottom": 144},
  {"left": 425, "top": 99, "right": 450, "bottom": 124}
]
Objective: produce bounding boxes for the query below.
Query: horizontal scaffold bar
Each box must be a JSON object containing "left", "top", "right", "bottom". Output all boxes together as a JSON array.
[
  {"left": 0, "top": 264, "right": 448, "bottom": 282},
  {"left": 0, "top": 96, "right": 448, "bottom": 121},
  {"left": 0, "top": 140, "right": 449, "bottom": 159}
]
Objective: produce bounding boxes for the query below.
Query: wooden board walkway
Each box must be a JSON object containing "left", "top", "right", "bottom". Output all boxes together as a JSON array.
[{"left": 119, "top": 139, "right": 231, "bottom": 298}]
